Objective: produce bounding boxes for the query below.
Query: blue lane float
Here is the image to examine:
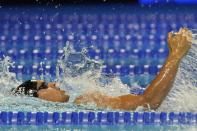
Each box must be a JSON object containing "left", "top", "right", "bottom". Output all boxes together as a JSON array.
[{"left": 0, "top": 112, "right": 196, "bottom": 125}]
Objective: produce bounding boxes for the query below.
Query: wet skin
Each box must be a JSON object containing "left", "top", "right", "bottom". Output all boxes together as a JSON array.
[
  {"left": 74, "top": 28, "right": 193, "bottom": 110},
  {"left": 36, "top": 28, "right": 192, "bottom": 110},
  {"left": 37, "top": 82, "right": 69, "bottom": 102}
]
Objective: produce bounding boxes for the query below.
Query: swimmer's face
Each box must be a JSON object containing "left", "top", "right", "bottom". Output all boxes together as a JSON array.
[{"left": 37, "top": 82, "right": 69, "bottom": 103}]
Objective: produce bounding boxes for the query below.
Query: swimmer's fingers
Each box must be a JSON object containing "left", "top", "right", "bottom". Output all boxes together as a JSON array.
[
  {"left": 178, "top": 27, "right": 183, "bottom": 34},
  {"left": 168, "top": 32, "right": 173, "bottom": 39},
  {"left": 185, "top": 35, "right": 192, "bottom": 45},
  {"left": 167, "top": 32, "right": 173, "bottom": 52},
  {"left": 183, "top": 30, "right": 192, "bottom": 42},
  {"left": 178, "top": 27, "right": 192, "bottom": 43},
  {"left": 168, "top": 28, "right": 192, "bottom": 58},
  {"left": 167, "top": 32, "right": 173, "bottom": 43},
  {"left": 179, "top": 27, "right": 189, "bottom": 34},
  {"left": 167, "top": 32, "right": 177, "bottom": 52},
  {"left": 181, "top": 27, "right": 189, "bottom": 32},
  {"left": 179, "top": 28, "right": 192, "bottom": 42}
]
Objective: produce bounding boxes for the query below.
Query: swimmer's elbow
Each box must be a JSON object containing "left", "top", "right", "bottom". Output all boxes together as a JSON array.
[
  {"left": 142, "top": 95, "right": 161, "bottom": 110},
  {"left": 147, "top": 102, "right": 160, "bottom": 110}
]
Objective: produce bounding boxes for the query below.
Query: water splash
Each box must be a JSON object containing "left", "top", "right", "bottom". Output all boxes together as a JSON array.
[
  {"left": 55, "top": 40, "right": 197, "bottom": 112},
  {"left": 0, "top": 37, "right": 197, "bottom": 112},
  {"left": 0, "top": 56, "right": 20, "bottom": 97},
  {"left": 190, "top": 28, "right": 197, "bottom": 45},
  {"left": 0, "top": 43, "right": 131, "bottom": 112},
  {"left": 55, "top": 43, "right": 131, "bottom": 102},
  {"left": 158, "top": 30, "right": 197, "bottom": 112}
]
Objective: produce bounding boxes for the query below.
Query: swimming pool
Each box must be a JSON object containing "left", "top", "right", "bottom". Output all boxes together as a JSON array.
[{"left": 0, "top": 4, "right": 197, "bottom": 130}]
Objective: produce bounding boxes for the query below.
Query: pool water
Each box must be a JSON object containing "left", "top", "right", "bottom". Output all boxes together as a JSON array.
[
  {"left": 0, "top": 5, "right": 196, "bottom": 129},
  {"left": 1, "top": 125, "right": 197, "bottom": 131},
  {"left": 0, "top": 41, "right": 196, "bottom": 113}
]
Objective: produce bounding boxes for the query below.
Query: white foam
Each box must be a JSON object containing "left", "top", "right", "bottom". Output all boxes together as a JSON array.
[
  {"left": 0, "top": 56, "right": 20, "bottom": 94},
  {"left": 55, "top": 43, "right": 131, "bottom": 102},
  {"left": 190, "top": 29, "right": 197, "bottom": 45}
]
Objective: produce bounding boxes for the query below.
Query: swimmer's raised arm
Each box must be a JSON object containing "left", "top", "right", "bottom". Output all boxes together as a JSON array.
[
  {"left": 142, "top": 28, "right": 192, "bottom": 109},
  {"left": 74, "top": 28, "right": 192, "bottom": 110}
]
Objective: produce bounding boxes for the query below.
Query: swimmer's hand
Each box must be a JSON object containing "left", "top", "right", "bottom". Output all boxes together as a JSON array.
[{"left": 168, "top": 28, "right": 192, "bottom": 59}]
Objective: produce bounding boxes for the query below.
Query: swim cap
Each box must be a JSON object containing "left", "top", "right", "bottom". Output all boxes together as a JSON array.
[{"left": 12, "top": 80, "right": 47, "bottom": 97}]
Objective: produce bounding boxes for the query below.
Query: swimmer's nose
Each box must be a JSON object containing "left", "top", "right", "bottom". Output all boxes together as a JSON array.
[{"left": 47, "top": 82, "right": 56, "bottom": 88}]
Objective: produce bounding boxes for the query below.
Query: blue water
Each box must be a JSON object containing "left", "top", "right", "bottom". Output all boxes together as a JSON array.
[
  {"left": 0, "top": 125, "right": 197, "bottom": 131},
  {"left": 0, "top": 4, "right": 197, "bottom": 130}
]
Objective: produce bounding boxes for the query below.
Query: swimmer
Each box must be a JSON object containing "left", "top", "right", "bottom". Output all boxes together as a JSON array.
[{"left": 12, "top": 28, "right": 192, "bottom": 110}]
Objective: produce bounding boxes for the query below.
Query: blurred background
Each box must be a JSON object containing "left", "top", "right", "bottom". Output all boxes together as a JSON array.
[
  {"left": 0, "top": 0, "right": 197, "bottom": 93},
  {"left": 1, "top": 0, "right": 197, "bottom": 5}
]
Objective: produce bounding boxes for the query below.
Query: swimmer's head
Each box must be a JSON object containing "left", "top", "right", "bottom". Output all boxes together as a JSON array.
[{"left": 13, "top": 80, "right": 69, "bottom": 103}]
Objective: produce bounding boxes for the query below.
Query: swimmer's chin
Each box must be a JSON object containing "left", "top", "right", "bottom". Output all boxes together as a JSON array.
[{"left": 38, "top": 96, "right": 70, "bottom": 103}]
